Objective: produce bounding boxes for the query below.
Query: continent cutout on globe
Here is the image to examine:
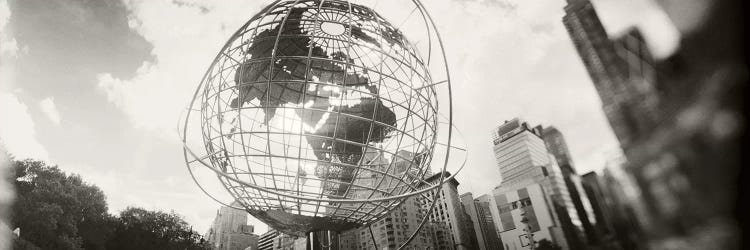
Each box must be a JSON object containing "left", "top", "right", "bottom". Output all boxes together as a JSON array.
[{"left": 229, "top": 2, "right": 401, "bottom": 196}]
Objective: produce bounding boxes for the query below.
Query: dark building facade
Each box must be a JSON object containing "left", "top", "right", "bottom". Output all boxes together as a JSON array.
[
  {"left": 542, "top": 127, "right": 598, "bottom": 246},
  {"left": 580, "top": 170, "right": 644, "bottom": 250},
  {"left": 562, "top": 0, "right": 659, "bottom": 151},
  {"left": 541, "top": 127, "right": 574, "bottom": 168},
  {"left": 563, "top": 0, "right": 744, "bottom": 248},
  {"left": 579, "top": 173, "right": 612, "bottom": 240}
]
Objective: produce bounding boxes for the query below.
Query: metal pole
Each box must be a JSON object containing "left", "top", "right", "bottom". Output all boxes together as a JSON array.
[
  {"left": 308, "top": 231, "right": 313, "bottom": 250},
  {"left": 307, "top": 230, "right": 338, "bottom": 250}
]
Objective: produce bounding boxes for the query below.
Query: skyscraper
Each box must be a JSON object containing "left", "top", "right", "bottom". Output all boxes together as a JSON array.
[
  {"left": 580, "top": 169, "right": 647, "bottom": 250},
  {"left": 542, "top": 127, "right": 598, "bottom": 245},
  {"left": 420, "top": 172, "right": 476, "bottom": 250},
  {"left": 258, "top": 230, "right": 279, "bottom": 250},
  {"left": 272, "top": 233, "right": 306, "bottom": 250},
  {"left": 541, "top": 127, "right": 574, "bottom": 169},
  {"left": 338, "top": 193, "right": 435, "bottom": 250},
  {"left": 491, "top": 119, "right": 548, "bottom": 186},
  {"left": 579, "top": 172, "right": 613, "bottom": 240},
  {"left": 461, "top": 193, "right": 503, "bottom": 250},
  {"left": 337, "top": 171, "right": 480, "bottom": 249},
  {"left": 564, "top": 0, "right": 743, "bottom": 248},
  {"left": 562, "top": 0, "right": 659, "bottom": 151},
  {"left": 490, "top": 118, "right": 580, "bottom": 249},
  {"left": 206, "top": 201, "right": 260, "bottom": 250}
]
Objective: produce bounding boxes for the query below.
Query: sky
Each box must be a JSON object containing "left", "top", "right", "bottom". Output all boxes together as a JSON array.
[{"left": 0, "top": 0, "right": 678, "bottom": 234}]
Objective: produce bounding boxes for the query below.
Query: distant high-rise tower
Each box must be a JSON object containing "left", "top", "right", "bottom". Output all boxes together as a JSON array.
[
  {"left": 338, "top": 192, "right": 435, "bottom": 250},
  {"left": 206, "top": 201, "right": 260, "bottom": 250},
  {"left": 339, "top": 172, "right": 470, "bottom": 250},
  {"left": 461, "top": 193, "right": 503, "bottom": 250},
  {"left": 257, "top": 230, "right": 279, "bottom": 250},
  {"left": 420, "top": 172, "right": 476, "bottom": 250},
  {"left": 541, "top": 127, "right": 574, "bottom": 170},
  {"left": 491, "top": 120, "right": 573, "bottom": 216},
  {"left": 543, "top": 127, "right": 598, "bottom": 245},
  {"left": 564, "top": 0, "right": 744, "bottom": 248},
  {"left": 580, "top": 172, "right": 616, "bottom": 244},
  {"left": 562, "top": 0, "right": 659, "bottom": 152},
  {"left": 491, "top": 118, "right": 548, "bottom": 186},
  {"left": 581, "top": 170, "right": 646, "bottom": 250},
  {"left": 490, "top": 118, "right": 581, "bottom": 249}
]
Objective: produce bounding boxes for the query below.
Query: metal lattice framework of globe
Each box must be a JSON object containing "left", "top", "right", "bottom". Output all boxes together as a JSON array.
[{"left": 181, "top": 0, "right": 461, "bottom": 238}]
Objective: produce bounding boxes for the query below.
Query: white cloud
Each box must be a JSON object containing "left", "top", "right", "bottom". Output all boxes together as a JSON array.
[
  {"left": 0, "top": 0, "right": 9, "bottom": 31},
  {"left": 39, "top": 97, "right": 61, "bottom": 125},
  {"left": 0, "top": 37, "right": 17, "bottom": 57},
  {"left": 0, "top": 1, "right": 41, "bottom": 165},
  {"left": 0, "top": 92, "right": 49, "bottom": 161},
  {"left": 93, "top": 0, "right": 272, "bottom": 232},
  {"left": 0, "top": 0, "right": 18, "bottom": 91},
  {"left": 0, "top": 0, "right": 18, "bottom": 58},
  {"left": 0, "top": 7, "right": 15, "bottom": 239},
  {"left": 96, "top": 0, "right": 266, "bottom": 132}
]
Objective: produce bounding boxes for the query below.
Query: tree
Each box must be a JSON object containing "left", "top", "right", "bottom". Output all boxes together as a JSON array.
[
  {"left": 535, "top": 239, "right": 562, "bottom": 250},
  {"left": 105, "top": 207, "right": 209, "bottom": 250},
  {"left": 9, "top": 159, "right": 210, "bottom": 249},
  {"left": 11, "top": 159, "right": 112, "bottom": 250},
  {"left": 12, "top": 236, "right": 41, "bottom": 250}
]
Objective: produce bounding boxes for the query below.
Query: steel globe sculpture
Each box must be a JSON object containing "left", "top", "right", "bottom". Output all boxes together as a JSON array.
[{"left": 181, "top": 0, "right": 460, "bottom": 241}]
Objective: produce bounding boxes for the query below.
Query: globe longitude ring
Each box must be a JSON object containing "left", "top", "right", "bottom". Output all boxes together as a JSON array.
[{"left": 180, "top": 0, "right": 462, "bottom": 239}]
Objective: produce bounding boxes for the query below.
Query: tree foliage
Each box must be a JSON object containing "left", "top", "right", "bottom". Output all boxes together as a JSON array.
[
  {"left": 10, "top": 159, "right": 208, "bottom": 250},
  {"left": 12, "top": 159, "right": 111, "bottom": 249},
  {"left": 535, "top": 239, "right": 563, "bottom": 250},
  {"left": 106, "top": 207, "right": 209, "bottom": 250}
]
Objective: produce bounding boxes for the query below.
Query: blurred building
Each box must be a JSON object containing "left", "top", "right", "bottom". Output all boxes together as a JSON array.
[
  {"left": 258, "top": 230, "right": 279, "bottom": 250},
  {"left": 207, "top": 201, "right": 260, "bottom": 250},
  {"left": 541, "top": 127, "right": 574, "bottom": 168},
  {"left": 490, "top": 118, "right": 581, "bottom": 249},
  {"left": 564, "top": 0, "right": 745, "bottom": 248},
  {"left": 272, "top": 233, "right": 305, "bottom": 250},
  {"left": 461, "top": 193, "right": 503, "bottom": 250},
  {"left": 580, "top": 170, "right": 644, "bottom": 250},
  {"left": 562, "top": 0, "right": 659, "bottom": 150},
  {"left": 579, "top": 172, "right": 614, "bottom": 243},
  {"left": 428, "top": 223, "right": 454, "bottom": 249},
  {"left": 542, "top": 127, "right": 598, "bottom": 245}
]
